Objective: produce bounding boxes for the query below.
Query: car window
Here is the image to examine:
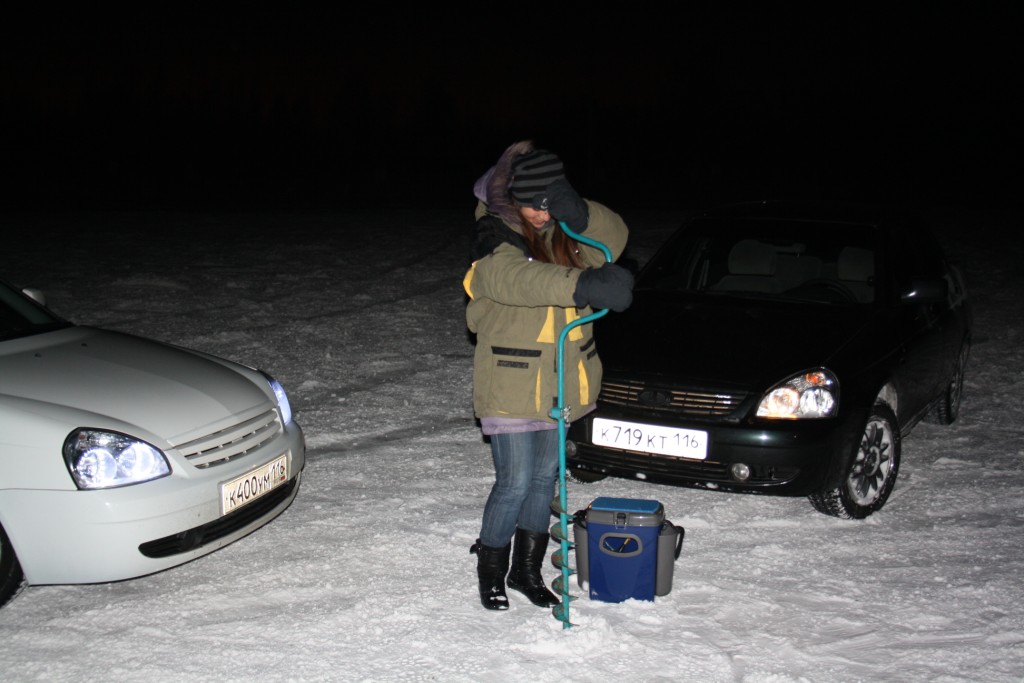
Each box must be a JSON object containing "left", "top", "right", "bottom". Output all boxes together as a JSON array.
[
  {"left": 641, "top": 218, "right": 881, "bottom": 305},
  {"left": 0, "top": 282, "right": 70, "bottom": 340}
]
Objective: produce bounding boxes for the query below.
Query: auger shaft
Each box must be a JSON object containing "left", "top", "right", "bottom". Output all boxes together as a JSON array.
[{"left": 549, "top": 221, "right": 613, "bottom": 628}]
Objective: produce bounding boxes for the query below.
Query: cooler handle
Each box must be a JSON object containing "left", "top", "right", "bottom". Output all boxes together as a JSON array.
[{"left": 666, "top": 521, "right": 685, "bottom": 559}]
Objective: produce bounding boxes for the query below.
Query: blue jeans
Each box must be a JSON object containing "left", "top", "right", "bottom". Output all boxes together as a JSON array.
[{"left": 479, "top": 430, "right": 560, "bottom": 548}]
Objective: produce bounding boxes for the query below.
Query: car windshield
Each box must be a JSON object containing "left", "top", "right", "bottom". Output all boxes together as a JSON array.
[
  {"left": 640, "top": 217, "right": 881, "bottom": 305},
  {"left": 0, "top": 282, "right": 70, "bottom": 341}
]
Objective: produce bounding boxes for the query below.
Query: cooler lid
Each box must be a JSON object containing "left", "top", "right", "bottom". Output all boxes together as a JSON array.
[{"left": 590, "top": 497, "right": 662, "bottom": 514}]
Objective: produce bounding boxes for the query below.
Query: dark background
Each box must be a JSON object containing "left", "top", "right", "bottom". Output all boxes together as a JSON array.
[{"left": 2, "top": 6, "right": 1020, "bottom": 213}]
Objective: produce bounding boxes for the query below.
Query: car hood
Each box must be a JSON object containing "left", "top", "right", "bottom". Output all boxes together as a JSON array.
[
  {"left": 0, "top": 326, "right": 271, "bottom": 444},
  {"left": 597, "top": 291, "right": 878, "bottom": 388}
]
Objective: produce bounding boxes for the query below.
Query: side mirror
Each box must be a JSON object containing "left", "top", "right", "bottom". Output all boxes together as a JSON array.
[
  {"left": 21, "top": 288, "right": 47, "bottom": 306},
  {"left": 900, "top": 279, "right": 947, "bottom": 304}
]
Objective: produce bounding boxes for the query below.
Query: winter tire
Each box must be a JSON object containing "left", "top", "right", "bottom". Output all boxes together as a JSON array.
[
  {"left": 925, "top": 340, "right": 969, "bottom": 426},
  {"left": 0, "top": 523, "right": 26, "bottom": 609},
  {"left": 809, "top": 403, "right": 901, "bottom": 519}
]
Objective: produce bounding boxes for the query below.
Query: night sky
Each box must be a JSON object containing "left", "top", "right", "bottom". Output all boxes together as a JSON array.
[{"left": 3, "top": 6, "right": 1020, "bottom": 212}]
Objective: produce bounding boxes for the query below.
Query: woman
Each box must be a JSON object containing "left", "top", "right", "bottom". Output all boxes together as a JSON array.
[{"left": 463, "top": 141, "right": 633, "bottom": 611}]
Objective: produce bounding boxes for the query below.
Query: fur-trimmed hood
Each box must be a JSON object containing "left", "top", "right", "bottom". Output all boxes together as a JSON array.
[{"left": 472, "top": 140, "right": 535, "bottom": 233}]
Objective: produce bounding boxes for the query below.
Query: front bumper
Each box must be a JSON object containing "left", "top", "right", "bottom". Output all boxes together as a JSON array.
[
  {"left": 567, "top": 409, "right": 860, "bottom": 496},
  {"left": 1, "top": 422, "right": 305, "bottom": 585}
]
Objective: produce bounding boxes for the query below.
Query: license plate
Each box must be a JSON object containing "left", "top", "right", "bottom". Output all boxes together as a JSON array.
[
  {"left": 591, "top": 417, "right": 708, "bottom": 460},
  {"left": 220, "top": 454, "right": 289, "bottom": 515}
]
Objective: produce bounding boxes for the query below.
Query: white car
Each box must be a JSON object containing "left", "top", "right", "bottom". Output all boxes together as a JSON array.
[{"left": 0, "top": 280, "right": 305, "bottom": 607}]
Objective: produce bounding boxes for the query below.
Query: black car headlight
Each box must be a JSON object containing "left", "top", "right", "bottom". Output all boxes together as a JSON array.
[
  {"left": 63, "top": 429, "right": 171, "bottom": 489},
  {"left": 756, "top": 369, "right": 838, "bottom": 419}
]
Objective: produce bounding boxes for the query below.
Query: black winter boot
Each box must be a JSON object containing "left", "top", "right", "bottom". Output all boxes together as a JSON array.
[
  {"left": 506, "top": 529, "right": 560, "bottom": 608},
  {"left": 470, "top": 539, "right": 511, "bottom": 611}
]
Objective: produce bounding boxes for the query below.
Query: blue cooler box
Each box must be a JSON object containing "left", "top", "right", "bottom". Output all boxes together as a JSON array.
[{"left": 574, "top": 497, "right": 682, "bottom": 603}]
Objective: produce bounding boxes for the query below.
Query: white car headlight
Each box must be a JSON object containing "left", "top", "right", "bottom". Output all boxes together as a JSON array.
[
  {"left": 756, "top": 369, "right": 838, "bottom": 419},
  {"left": 63, "top": 429, "right": 171, "bottom": 489},
  {"left": 261, "top": 372, "right": 293, "bottom": 425}
]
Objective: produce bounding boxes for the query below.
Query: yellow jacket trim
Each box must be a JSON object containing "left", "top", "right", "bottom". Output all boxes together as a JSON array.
[
  {"left": 577, "top": 358, "right": 590, "bottom": 405},
  {"left": 537, "top": 307, "right": 585, "bottom": 344},
  {"left": 535, "top": 368, "right": 543, "bottom": 414},
  {"left": 565, "top": 307, "right": 584, "bottom": 342},
  {"left": 463, "top": 262, "right": 477, "bottom": 300},
  {"left": 536, "top": 307, "right": 555, "bottom": 343}
]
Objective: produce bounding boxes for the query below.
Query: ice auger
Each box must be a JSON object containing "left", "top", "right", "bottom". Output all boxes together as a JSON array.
[{"left": 549, "top": 220, "right": 613, "bottom": 629}]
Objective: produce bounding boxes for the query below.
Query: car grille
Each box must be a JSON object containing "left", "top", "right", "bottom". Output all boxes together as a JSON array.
[
  {"left": 138, "top": 477, "right": 298, "bottom": 558},
  {"left": 599, "top": 379, "right": 747, "bottom": 418},
  {"left": 176, "top": 409, "right": 283, "bottom": 469}
]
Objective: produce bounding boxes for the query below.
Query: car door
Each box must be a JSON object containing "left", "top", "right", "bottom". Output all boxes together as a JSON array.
[{"left": 889, "top": 219, "right": 955, "bottom": 420}]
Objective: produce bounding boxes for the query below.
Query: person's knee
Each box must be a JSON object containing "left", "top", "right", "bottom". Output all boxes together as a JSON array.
[{"left": 492, "top": 476, "right": 531, "bottom": 499}]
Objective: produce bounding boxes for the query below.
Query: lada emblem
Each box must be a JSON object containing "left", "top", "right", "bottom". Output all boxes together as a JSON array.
[{"left": 638, "top": 389, "right": 671, "bottom": 406}]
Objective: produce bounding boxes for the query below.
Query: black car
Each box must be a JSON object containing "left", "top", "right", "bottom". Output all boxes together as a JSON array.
[{"left": 567, "top": 201, "right": 972, "bottom": 518}]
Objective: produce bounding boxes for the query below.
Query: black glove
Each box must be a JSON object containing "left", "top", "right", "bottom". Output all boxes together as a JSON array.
[
  {"left": 532, "top": 178, "right": 589, "bottom": 232},
  {"left": 573, "top": 263, "right": 634, "bottom": 312}
]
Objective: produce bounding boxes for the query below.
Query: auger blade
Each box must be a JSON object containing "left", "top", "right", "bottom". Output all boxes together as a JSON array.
[
  {"left": 550, "top": 496, "right": 568, "bottom": 516},
  {"left": 552, "top": 603, "right": 575, "bottom": 628},
  {"left": 551, "top": 574, "right": 578, "bottom": 597},
  {"left": 549, "top": 522, "right": 574, "bottom": 543},
  {"left": 551, "top": 550, "right": 576, "bottom": 572}
]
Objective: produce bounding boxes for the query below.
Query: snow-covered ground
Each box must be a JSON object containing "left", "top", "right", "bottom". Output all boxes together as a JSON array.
[{"left": 1, "top": 204, "right": 1021, "bottom": 682}]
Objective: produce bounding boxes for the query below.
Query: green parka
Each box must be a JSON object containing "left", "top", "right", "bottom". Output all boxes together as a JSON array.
[{"left": 463, "top": 200, "right": 629, "bottom": 424}]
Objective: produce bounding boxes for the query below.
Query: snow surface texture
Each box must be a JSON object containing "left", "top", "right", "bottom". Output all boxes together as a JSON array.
[{"left": 1, "top": 206, "right": 1021, "bottom": 683}]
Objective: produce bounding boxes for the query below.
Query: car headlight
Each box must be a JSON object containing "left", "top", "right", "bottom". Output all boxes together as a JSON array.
[
  {"left": 63, "top": 429, "right": 171, "bottom": 489},
  {"left": 756, "top": 369, "right": 838, "bottom": 419},
  {"left": 261, "top": 372, "right": 294, "bottom": 425}
]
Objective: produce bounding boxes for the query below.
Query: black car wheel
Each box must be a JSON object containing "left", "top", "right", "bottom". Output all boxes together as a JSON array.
[
  {"left": 809, "top": 403, "right": 901, "bottom": 519},
  {"left": 0, "top": 523, "right": 25, "bottom": 608},
  {"left": 926, "top": 340, "right": 969, "bottom": 426}
]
